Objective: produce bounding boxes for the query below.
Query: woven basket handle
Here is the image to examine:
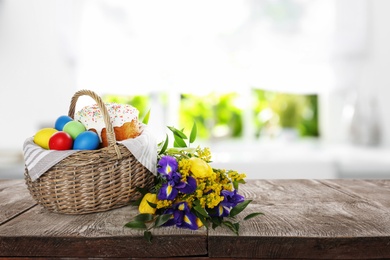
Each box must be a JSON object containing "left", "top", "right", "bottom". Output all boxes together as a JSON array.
[{"left": 68, "top": 89, "right": 122, "bottom": 159}]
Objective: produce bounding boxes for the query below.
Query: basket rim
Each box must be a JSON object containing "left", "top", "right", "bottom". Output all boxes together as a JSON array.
[{"left": 68, "top": 89, "right": 122, "bottom": 159}]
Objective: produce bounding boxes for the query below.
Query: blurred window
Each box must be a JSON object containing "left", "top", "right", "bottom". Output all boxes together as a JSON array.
[
  {"left": 104, "top": 90, "right": 318, "bottom": 141},
  {"left": 253, "top": 89, "right": 319, "bottom": 139},
  {"left": 76, "top": 0, "right": 366, "bottom": 142}
]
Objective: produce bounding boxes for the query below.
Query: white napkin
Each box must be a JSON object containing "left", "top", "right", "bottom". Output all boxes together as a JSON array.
[
  {"left": 23, "top": 125, "right": 157, "bottom": 181},
  {"left": 118, "top": 124, "right": 157, "bottom": 176}
]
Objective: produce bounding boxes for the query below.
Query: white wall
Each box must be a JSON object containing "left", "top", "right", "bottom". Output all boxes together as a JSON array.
[
  {"left": 311, "top": 0, "right": 390, "bottom": 149},
  {"left": 0, "top": 0, "right": 77, "bottom": 151},
  {"left": 360, "top": 0, "right": 390, "bottom": 146}
]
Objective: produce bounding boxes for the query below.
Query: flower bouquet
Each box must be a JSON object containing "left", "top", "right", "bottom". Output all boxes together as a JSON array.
[{"left": 125, "top": 123, "right": 262, "bottom": 242}]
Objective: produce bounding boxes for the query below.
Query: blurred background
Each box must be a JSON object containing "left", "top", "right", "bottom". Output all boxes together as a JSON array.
[{"left": 1, "top": 0, "right": 390, "bottom": 179}]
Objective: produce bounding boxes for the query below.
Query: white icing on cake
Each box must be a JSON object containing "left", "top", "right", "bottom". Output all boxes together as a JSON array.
[{"left": 75, "top": 103, "right": 139, "bottom": 140}]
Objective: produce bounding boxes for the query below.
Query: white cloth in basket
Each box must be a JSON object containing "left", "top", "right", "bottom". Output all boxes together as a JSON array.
[{"left": 23, "top": 125, "right": 157, "bottom": 181}]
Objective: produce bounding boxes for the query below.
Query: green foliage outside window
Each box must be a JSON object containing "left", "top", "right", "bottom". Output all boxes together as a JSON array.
[
  {"left": 179, "top": 93, "right": 243, "bottom": 140},
  {"left": 252, "top": 89, "right": 319, "bottom": 138},
  {"left": 103, "top": 89, "right": 318, "bottom": 140}
]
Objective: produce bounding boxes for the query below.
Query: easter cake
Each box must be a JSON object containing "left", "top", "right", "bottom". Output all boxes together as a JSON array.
[{"left": 75, "top": 103, "right": 141, "bottom": 147}]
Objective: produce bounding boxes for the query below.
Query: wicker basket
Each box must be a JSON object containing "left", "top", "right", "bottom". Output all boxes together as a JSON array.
[{"left": 24, "top": 89, "right": 155, "bottom": 214}]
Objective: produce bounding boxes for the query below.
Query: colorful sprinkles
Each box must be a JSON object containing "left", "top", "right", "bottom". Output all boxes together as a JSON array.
[{"left": 75, "top": 103, "right": 139, "bottom": 139}]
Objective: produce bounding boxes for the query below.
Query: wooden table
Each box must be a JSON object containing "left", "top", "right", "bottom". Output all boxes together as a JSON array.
[{"left": 1, "top": 179, "right": 389, "bottom": 259}]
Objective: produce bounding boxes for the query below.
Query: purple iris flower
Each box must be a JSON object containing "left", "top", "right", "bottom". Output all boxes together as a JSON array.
[
  {"left": 163, "top": 202, "right": 198, "bottom": 230},
  {"left": 158, "top": 182, "right": 179, "bottom": 200},
  {"left": 213, "top": 204, "right": 231, "bottom": 217},
  {"left": 221, "top": 189, "right": 245, "bottom": 208},
  {"left": 157, "top": 156, "right": 198, "bottom": 201},
  {"left": 176, "top": 176, "right": 197, "bottom": 194},
  {"left": 158, "top": 156, "right": 178, "bottom": 178},
  {"left": 211, "top": 189, "right": 245, "bottom": 217}
]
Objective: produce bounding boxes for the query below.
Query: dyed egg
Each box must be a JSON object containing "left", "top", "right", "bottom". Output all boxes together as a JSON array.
[
  {"left": 73, "top": 131, "right": 100, "bottom": 150},
  {"left": 33, "top": 128, "right": 58, "bottom": 149},
  {"left": 49, "top": 131, "right": 73, "bottom": 150},
  {"left": 63, "top": 121, "right": 86, "bottom": 139},
  {"left": 54, "top": 115, "right": 73, "bottom": 131}
]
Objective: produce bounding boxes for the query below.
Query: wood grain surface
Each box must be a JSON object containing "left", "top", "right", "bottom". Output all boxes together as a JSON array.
[
  {"left": 208, "top": 179, "right": 390, "bottom": 259},
  {"left": 0, "top": 179, "right": 36, "bottom": 225},
  {"left": 1, "top": 179, "right": 390, "bottom": 259},
  {"left": 0, "top": 180, "right": 207, "bottom": 258}
]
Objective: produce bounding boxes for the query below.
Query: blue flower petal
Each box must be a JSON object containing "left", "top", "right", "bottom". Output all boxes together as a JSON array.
[
  {"left": 176, "top": 201, "right": 189, "bottom": 212},
  {"left": 162, "top": 202, "right": 199, "bottom": 230},
  {"left": 173, "top": 210, "right": 184, "bottom": 226},
  {"left": 211, "top": 204, "right": 231, "bottom": 217},
  {"left": 170, "top": 171, "right": 182, "bottom": 184},
  {"left": 221, "top": 189, "right": 245, "bottom": 208},
  {"left": 158, "top": 156, "right": 178, "bottom": 176},
  {"left": 157, "top": 183, "right": 178, "bottom": 200},
  {"left": 222, "top": 205, "right": 231, "bottom": 217},
  {"left": 177, "top": 176, "right": 197, "bottom": 194},
  {"left": 180, "top": 211, "right": 198, "bottom": 230},
  {"left": 175, "top": 181, "right": 186, "bottom": 189}
]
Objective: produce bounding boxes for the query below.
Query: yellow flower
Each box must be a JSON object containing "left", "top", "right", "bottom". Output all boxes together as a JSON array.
[
  {"left": 179, "top": 159, "right": 191, "bottom": 178},
  {"left": 189, "top": 157, "right": 213, "bottom": 179},
  {"left": 196, "top": 218, "right": 204, "bottom": 228},
  {"left": 199, "top": 197, "right": 206, "bottom": 208},
  {"left": 156, "top": 199, "right": 173, "bottom": 209},
  {"left": 223, "top": 183, "right": 233, "bottom": 191},
  {"left": 228, "top": 170, "right": 247, "bottom": 182},
  {"left": 196, "top": 147, "right": 212, "bottom": 162},
  {"left": 195, "top": 188, "right": 203, "bottom": 198},
  {"left": 205, "top": 192, "right": 223, "bottom": 209},
  {"left": 139, "top": 193, "right": 157, "bottom": 214}
]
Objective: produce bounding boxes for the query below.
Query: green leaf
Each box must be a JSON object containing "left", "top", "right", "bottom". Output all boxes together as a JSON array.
[
  {"left": 233, "top": 181, "right": 239, "bottom": 190},
  {"left": 147, "top": 201, "right": 157, "bottom": 209},
  {"left": 158, "top": 134, "right": 169, "bottom": 155},
  {"left": 136, "top": 187, "right": 150, "bottom": 196},
  {"left": 166, "top": 147, "right": 196, "bottom": 153},
  {"left": 238, "top": 179, "right": 246, "bottom": 184},
  {"left": 131, "top": 197, "right": 143, "bottom": 206},
  {"left": 211, "top": 217, "right": 222, "bottom": 229},
  {"left": 229, "top": 200, "right": 252, "bottom": 218},
  {"left": 193, "top": 204, "right": 210, "bottom": 218},
  {"left": 234, "top": 222, "right": 240, "bottom": 234},
  {"left": 194, "top": 211, "right": 208, "bottom": 229},
  {"left": 212, "top": 222, "right": 218, "bottom": 229},
  {"left": 124, "top": 220, "right": 147, "bottom": 229},
  {"left": 144, "top": 230, "right": 152, "bottom": 243},
  {"left": 154, "top": 214, "right": 173, "bottom": 227},
  {"left": 134, "top": 213, "right": 154, "bottom": 222},
  {"left": 243, "top": 212, "right": 264, "bottom": 221},
  {"left": 222, "top": 220, "right": 239, "bottom": 235},
  {"left": 141, "top": 109, "right": 151, "bottom": 125},
  {"left": 131, "top": 187, "right": 149, "bottom": 206},
  {"left": 168, "top": 126, "right": 188, "bottom": 139},
  {"left": 173, "top": 134, "right": 187, "bottom": 148},
  {"left": 189, "top": 122, "right": 197, "bottom": 144},
  {"left": 234, "top": 179, "right": 246, "bottom": 190}
]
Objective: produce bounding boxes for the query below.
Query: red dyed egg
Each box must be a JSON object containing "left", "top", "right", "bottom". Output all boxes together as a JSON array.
[{"left": 49, "top": 131, "right": 73, "bottom": 150}]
